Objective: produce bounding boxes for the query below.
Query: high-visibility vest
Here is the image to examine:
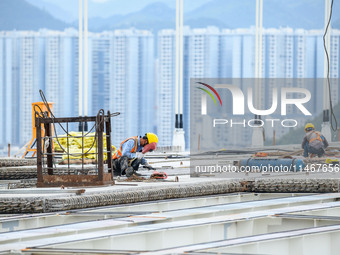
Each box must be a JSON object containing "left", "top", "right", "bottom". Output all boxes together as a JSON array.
[
  {"left": 308, "top": 131, "right": 323, "bottom": 143},
  {"left": 112, "top": 136, "right": 138, "bottom": 160}
]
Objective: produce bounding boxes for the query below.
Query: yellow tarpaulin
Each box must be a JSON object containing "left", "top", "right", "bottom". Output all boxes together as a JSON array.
[{"left": 53, "top": 132, "right": 115, "bottom": 161}]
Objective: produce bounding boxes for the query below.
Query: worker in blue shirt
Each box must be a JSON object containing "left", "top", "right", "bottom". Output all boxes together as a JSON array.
[{"left": 112, "top": 133, "right": 158, "bottom": 177}]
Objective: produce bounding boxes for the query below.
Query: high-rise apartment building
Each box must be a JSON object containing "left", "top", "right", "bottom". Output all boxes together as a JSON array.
[
  {"left": 91, "top": 32, "right": 111, "bottom": 116},
  {"left": 18, "top": 32, "right": 45, "bottom": 144},
  {"left": 0, "top": 27, "right": 339, "bottom": 150},
  {"left": 0, "top": 30, "right": 79, "bottom": 146},
  {"left": 157, "top": 27, "right": 220, "bottom": 147},
  {"left": 0, "top": 28, "right": 155, "bottom": 148},
  {"left": 157, "top": 29, "right": 176, "bottom": 147},
  {"left": 158, "top": 27, "right": 340, "bottom": 148},
  {"left": 110, "top": 29, "right": 154, "bottom": 146},
  {"left": 0, "top": 32, "right": 16, "bottom": 145}
]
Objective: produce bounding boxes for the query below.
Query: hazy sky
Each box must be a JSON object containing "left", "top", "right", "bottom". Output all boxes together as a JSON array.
[
  {"left": 23, "top": 0, "right": 340, "bottom": 31},
  {"left": 27, "top": 0, "right": 211, "bottom": 22}
]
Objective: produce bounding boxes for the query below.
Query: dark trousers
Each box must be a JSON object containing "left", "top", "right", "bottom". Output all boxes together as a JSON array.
[
  {"left": 304, "top": 143, "right": 325, "bottom": 157},
  {"left": 113, "top": 156, "right": 142, "bottom": 176}
]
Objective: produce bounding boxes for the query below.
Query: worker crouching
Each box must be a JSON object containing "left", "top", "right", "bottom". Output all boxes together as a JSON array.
[
  {"left": 112, "top": 133, "right": 158, "bottom": 177},
  {"left": 302, "top": 123, "right": 329, "bottom": 158}
]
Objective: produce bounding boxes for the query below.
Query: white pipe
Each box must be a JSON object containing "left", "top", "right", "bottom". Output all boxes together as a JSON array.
[
  {"left": 179, "top": 0, "right": 183, "bottom": 115},
  {"left": 175, "top": 0, "right": 179, "bottom": 116},
  {"left": 78, "top": 0, "right": 83, "bottom": 116},
  {"left": 255, "top": 0, "right": 259, "bottom": 78},
  {"left": 258, "top": 0, "right": 263, "bottom": 109},
  {"left": 255, "top": 0, "right": 259, "bottom": 109},
  {"left": 259, "top": 0, "right": 263, "bottom": 79},
  {"left": 84, "top": 0, "right": 88, "bottom": 116}
]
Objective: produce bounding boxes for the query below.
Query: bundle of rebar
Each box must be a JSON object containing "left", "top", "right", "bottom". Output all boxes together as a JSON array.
[
  {"left": 0, "top": 158, "right": 36, "bottom": 168},
  {"left": 0, "top": 166, "right": 100, "bottom": 180},
  {"left": 0, "top": 178, "right": 339, "bottom": 213},
  {"left": 0, "top": 180, "right": 243, "bottom": 213}
]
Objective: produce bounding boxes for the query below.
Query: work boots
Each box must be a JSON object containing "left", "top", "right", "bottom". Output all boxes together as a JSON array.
[
  {"left": 125, "top": 167, "right": 134, "bottom": 177},
  {"left": 113, "top": 156, "right": 129, "bottom": 176},
  {"left": 113, "top": 157, "right": 143, "bottom": 177},
  {"left": 126, "top": 167, "right": 143, "bottom": 177}
]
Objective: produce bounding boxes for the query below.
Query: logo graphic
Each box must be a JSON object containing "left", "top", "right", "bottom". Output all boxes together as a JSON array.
[
  {"left": 197, "top": 83, "right": 311, "bottom": 116},
  {"left": 196, "top": 82, "right": 222, "bottom": 106}
]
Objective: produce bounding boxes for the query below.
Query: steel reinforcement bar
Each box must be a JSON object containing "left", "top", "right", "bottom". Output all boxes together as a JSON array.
[
  {"left": 0, "top": 166, "right": 102, "bottom": 180},
  {"left": 0, "top": 180, "right": 242, "bottom": 213},
  {"left": 0, "top": 178, "right": 339, "bottom": 213},
  {"left": 0, "top": 158, "right": 36, "bottom": 168}
]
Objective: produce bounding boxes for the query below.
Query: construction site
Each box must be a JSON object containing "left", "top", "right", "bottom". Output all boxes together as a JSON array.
[
  {"left": 1, "top": 0, "right": 340, "bottom": 254},
  {"left": 0, "top": 91, "right": 339, "bottom": 255},
  {"left": 1, "top": 140, "right": 340, "bottom": 255}
]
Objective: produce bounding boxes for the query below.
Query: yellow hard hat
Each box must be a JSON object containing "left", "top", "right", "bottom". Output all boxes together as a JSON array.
[
  {"left": 304, "top": 123, "right": 314, "bottom": 132},
  {"left": 146, "top": 133, "right": 158, "bottom": 144}
]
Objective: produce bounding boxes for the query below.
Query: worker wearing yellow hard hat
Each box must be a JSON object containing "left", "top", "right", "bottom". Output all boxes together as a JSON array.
[
  {"left": 112, "top": 133, "right": 158, "bottom": 177},
  {"left": 302, "top": 123, "right": 328, "bottom": 157},
  {"left": 304, "top": 123, "right": 315, "bottom": 131}
]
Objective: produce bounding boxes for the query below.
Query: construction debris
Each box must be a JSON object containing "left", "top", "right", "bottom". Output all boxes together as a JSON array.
[{"left": 125, "top": 174, "right": 146, "bottom": 182}]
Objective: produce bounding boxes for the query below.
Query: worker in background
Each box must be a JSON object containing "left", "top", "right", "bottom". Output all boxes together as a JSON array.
[
  {"left": 302, "top": 123, "right": 329, "bottom": 158},
  {"left": 112, "top": 133, "right": 158, "bottom": 177}
]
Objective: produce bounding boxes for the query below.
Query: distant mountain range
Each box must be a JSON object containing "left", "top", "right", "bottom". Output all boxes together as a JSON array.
[
  {"left": 26, "top": 0, "right": 75, "bottom": 23},
  {"left": 0, "top": 0, "right": 67, "bottom": 31},
  {"left": 1, "top": 0, "right": 340, "bottom": 32},
  {"left": 25, "top": 0, "right": 216, "bottom": 22},
  {"left": 187, "top": 0, "right": 340, "bottom": 29}
]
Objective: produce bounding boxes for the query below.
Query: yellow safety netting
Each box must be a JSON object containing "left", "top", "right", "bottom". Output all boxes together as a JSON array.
[{"left": 53, "top": 132, "right": 116, "bottom": 161}]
